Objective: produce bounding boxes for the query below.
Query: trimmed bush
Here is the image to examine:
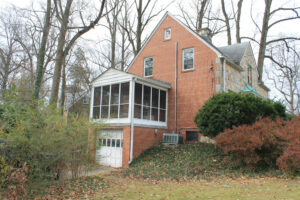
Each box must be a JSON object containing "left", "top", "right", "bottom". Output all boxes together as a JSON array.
[
  {"left": 215, "top": 116, "right": 300, "bottom": 171},
  {"left": 215, "top": 117, "right": 287, "bottom": 168},
  {"left": 194, "top": 92, "right": 286, "bottom": 138},
  {"left": 277, "top": 145, "right": 300, "bottom": 175}
]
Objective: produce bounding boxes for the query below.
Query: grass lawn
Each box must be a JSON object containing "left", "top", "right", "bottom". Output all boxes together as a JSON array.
[{"left": 96, "top": 173, "right": 300, "bottom": 200}]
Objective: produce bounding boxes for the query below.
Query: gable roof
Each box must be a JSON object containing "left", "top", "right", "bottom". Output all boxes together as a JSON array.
[
  {"left": 126, "top": 12, "right": 223, "bottom": 72},
  {"left": 218, "top": 42, "right": 249, "bottom": 65}
]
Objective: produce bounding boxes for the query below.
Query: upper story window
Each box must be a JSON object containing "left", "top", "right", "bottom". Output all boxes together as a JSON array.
[
  {"left": 247, "top": 66, "right": 252, "bottom": 85},
  {"left": 144, "top": 57, "right": 153, "bottom": 77},
  {"left": 92, "top": 82, "right": 129, "bottom": 119},
  {"left": 164, "top": 28, "right": 171, "bottom": 40},
  {"left": 134, "top": 83, "right": 167, "bottom": 122},
  {"left": 182, "top": 48, "right": 194, "bottom": 70}
]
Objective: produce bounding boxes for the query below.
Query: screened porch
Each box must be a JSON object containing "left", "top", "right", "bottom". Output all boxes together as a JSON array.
[{"left": 90, "top": 68, "right": 170, "bottom": 128}]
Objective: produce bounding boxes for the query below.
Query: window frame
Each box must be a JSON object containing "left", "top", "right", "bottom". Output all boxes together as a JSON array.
[
  {"left": 92, "top": 82, "right": 130, "bottom": 120},
  {"left": 133, "top": 82, "right": 167, "bottom": 123},
  {"left": 144, "top": 57, "right": 153, "bottom": 77},
  {"left": 182, "top": 47, "right": 194, "bottom": 71},
  {"left": 164, "top": 27, "right": 171, "bottom": 40}
]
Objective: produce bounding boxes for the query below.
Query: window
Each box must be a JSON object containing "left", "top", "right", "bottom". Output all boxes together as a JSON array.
[
  {"left": 92, "top": 82, "right": 130, "bottom": 119},
  {"left": 247, "top": 66, "right": 252, "bottom": 85},
  {"left": 83, "top": 95, "right": 89, "bottom": 104},
  {"left": 164, "top": 28, "right": 171, "bottom": 40},
  {"left": 93, "top": 87, "right": 101, "bottom": 119},
  {"left": 134, "top": 82, "right": 167, "bottom": 122},
  {"left": 182, "top": 48, "right": 194, "bottom": 70},
  {"left": 144, "top": 57, "right": 153, "bottom": 76}
]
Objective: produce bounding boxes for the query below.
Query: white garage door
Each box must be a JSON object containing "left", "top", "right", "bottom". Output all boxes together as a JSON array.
[{"left": 96, "top": 129, "right": 123, "bottom": 168}]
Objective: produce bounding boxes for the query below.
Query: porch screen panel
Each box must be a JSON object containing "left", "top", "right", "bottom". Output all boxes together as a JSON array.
[
  {"left": 151, "top": 88, "right": 159, "bottom": 121},
  {"left": 143, "top": 86, "right": 151, "bottom": 120},
  {"left": 93, "top": 87, "right": 101, "bottom": 119},
  {"left": 110, "top": 84, "right": 119, "bottom": 118},
  {"left": 101, "top": 85, "right": 110, "bottom": 118},
  {"left": 120, "top": 82, "right": 129, "bottom": 118},
  {"left": 159, "top": 90, "right": 166, "bottom": 122},
  {"left": 134, "top": 83, "right": 142, "bottom": 118}
]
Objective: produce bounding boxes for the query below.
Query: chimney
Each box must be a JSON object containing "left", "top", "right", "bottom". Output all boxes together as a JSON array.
[{"left": 198, "top": 28, "right": 212, "bottom": 42}]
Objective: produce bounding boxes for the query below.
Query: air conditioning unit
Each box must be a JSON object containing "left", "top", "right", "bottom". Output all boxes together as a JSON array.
[{"left": 162, "top": 133, "right": 184, "bottom": 145}]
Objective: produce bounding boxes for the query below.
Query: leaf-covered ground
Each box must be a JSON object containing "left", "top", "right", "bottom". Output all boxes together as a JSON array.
[
  {"left": 123, "top": 143, "right": 282, "bottom": 180},
  {"left": 95, "top": 173, "right": 300, "bottom": 200}
]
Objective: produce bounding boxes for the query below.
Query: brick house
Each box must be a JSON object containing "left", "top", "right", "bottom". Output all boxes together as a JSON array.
[{"left": 89, "top": 12, "right": 269, "bottom": 168}]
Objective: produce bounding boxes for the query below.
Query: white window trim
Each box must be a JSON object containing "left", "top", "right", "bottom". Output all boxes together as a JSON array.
[
  {"left": 164, "top": 27, "right": 171, "bottom": 40},
  {"left": 144, "top": 57, "right": 153, "bottom": 77},
  {"left": 182, "top": 47, "right": 194, "bottom": 71}
]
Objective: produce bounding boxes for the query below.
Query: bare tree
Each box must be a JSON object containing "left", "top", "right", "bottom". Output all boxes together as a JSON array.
[
  {"left": 234, "top": 0, "right": 244, "bottom": 43},
  {"left": 121, "top": 0, "right": 167, "bottom": 56},
  {"left": 49, "top": 0, "right": 107, "bottom": 105},
  {"left": 221, "top": 0, "right": 232, "bottom": 45},
  {"left": 266, "top": 41, "right": 300, "bottom": 115},
  {"left": 243, "top": 0, "right": 300, "bottom": 83},
  {"left": 0, "top": 8, "right": 24, "bottom": 94},
  {"left": 33, "top": 0, "right": 52, "bottom": 99}
]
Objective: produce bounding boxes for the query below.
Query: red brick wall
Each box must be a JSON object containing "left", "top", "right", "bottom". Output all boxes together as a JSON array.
[{"left": 128, "top": 15, "right": 218, "bottom": 133}]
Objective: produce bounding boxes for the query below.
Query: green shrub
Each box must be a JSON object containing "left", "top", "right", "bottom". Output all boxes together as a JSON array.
[
  {"left": 194, "top": 92, "right": 286, "bottom": 138},
  {"left": 0, "top": 156, "right": 12, "bottom": 188},
  {"left": 0, "top": 89, "right": 102, "bottom": 183}
]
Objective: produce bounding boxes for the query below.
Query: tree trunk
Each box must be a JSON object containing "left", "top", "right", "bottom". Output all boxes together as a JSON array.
[
  {"left": 196, "top": 0, "right": 209, "bottom": 32},
  {"left": 135, "top": 0, "right": 143, "bottom": 55},
  {"left": 49, "top": 0, "right": 73, "bottom": 105},
  {"left": 221, "top": 0, "right": 231, "bottom": 45},
  {"left": 257, "top": 0, "right": 272, "bottom": 83},
  {"left": 235, "top": 0, "right": 243, "bottom": 43},
  {"left": 33, "top": 0, "right": 52, "bottom": 100},
  {"left": 60, "top": 60, "right": 66, "bottom": 114}
]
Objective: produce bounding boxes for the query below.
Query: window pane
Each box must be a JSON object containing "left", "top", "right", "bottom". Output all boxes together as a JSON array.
[
  {"left": 102, "top": 139, "right": 106, "bottom": 146},
  {"left": 93, "top": 107, "right": 100, "bottom": 119},
  {"left": 151, "top": 108, "right": 158, "bottom": 121},
  {"left": 116, "top": 139, "right": 120, "bottom": 147},
  {"left": 143, "top": 106, "right": 150, "bottom": 120},
  {"left": 101, "top": 105, "right": 109, "bottom": 118},
  {"left": 107, "top": 139, "right": 111, "bottom": 147},
  {"left": 111, "top": 84, "right": 119, "bottom": 105},
  {"left": 134, "top": 105, "right": 142, "bottom": 118},
  {"left": 160, "top": 109, "right": 166, "bottom": 122},
  {"left": 145, "top": 67, "right": 153, "bottom": 76},
  {"left": 183, "top": 48, "right": 194, "bottom": 70},
  {"left": 160, "top": 90, "right": 166, "bottom": 109},
  {"left": 152, "top": 88, "right": 159, "bottom": 107},
  {"left": 93, "top": 87, "right": 101, "bottom": 106},
  {"left": 144, "top": 85, "right": 151, "bottom": 106},
  {"left": 135, "top": 83, "right": 142, "bottom": 104},
  {"left": 120, "top": 82, "right": 129, "bottom": 104},
  {"left": 144, "top": 57, "right": 153, "bottom": 76},
  {"left": 102, "top": 85, "right": 110, "bottom": 105},
  {"left": 112, "top": 139, "right": 116, "bottom": 147},
  {"left": 120, "top": 104, "right": 129, "bottom": 118},
  {"left": 110, "top": 105, "right": 118, "bottom": 118}
]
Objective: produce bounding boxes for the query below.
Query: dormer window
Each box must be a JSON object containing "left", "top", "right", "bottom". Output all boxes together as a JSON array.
[
  {"left": 164, "top": 28, "right": 171, "bottom": 40},
  {"left": 144, "top": 57, "right": 153, "bottom": 77}
]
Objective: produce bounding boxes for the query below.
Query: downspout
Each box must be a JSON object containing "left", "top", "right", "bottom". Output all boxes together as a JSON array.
[
  {"left": 222, "top": 57, "right": 226, "bottom": 92},
  {"left": 129, "top": 77, "right": 135, "bottom": 164},
  {"left": 174, "top": 42, "right": 178, "bottom": 133}
]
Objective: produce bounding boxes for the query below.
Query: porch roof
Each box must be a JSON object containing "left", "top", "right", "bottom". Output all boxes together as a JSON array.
[{"left": 92, "top": 68, "right": 171, "bottom": 89}]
